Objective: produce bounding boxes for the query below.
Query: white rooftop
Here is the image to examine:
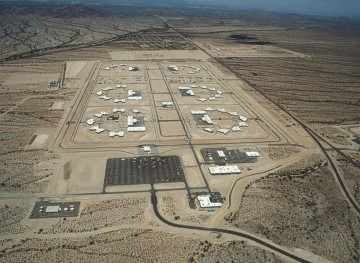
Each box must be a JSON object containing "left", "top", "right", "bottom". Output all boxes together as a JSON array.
[
  {"left": 204, "top": 107, "right": 215, "bottom": 111},
  {"left": 109, "top": 131, "right": 124, "bottom": 137},
  {"left": 86, "top": 119, "right": 95, "bottom": 125},
  {"left": 209, "top": 165, "right": 241, "bottom": 175},
  {"left": 102, "top": 87, "right": 113, "bottom": 91},
  {"left": 113, "top": 108, "right": 125, "bottom": 113},
  {"left": 186, "top": 90, "right": 195, "bottom": 96},
  {"left": 238, "top": 122, "right": 249, "bottom": 127},
  {"left": 218, "top": 129, "right": 231, "bottom": 134},
  {"left": 143, "top": 146, "right": 151, "bottom": 152},
  {"left": 191, "top": 110, "right": 206, "bottom": 115},
  {"left": 99, "top": 95, "right": 111, "bottom": 100},
  {"left": 128, "top": 127, "right": 146, "bottom": 132},
  {"left": 178, "top": 86, "right": 190, "bottom": 90},
  {"left": 239, "top": 116, "right": 248, "bottom": 122},
  {"left": 197, "top": 195, "right": 222, "bottom": 208},
  {"left": 232, "top": 126, "right": 243, "bottom": 132},
  {"left": 245, "top": 151, "right": 260, "bottom": 157},
  {"left": 45, "top": 205, "right": 60, "bottom": 213},
  {"left": 217, "top": 150, "right": 226, "bottom": 158},
  {"left": 127, "top": 116, "right": 138, "bottom": 126},
  {"left": 201, "top": 115, "right": 213, "bottom": 124}
]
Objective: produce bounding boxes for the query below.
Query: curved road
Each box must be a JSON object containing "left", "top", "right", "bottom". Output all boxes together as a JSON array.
[{"left": 151, "top": 193, "right": 310, "bottom": 263}]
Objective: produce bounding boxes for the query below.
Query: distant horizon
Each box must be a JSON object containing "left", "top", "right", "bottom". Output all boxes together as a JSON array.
[
  {"left": 190, "top": 0, "right": 360, "bottom": 19},
  {"left": 0, "top": 0, "right": 360, "bottom": 19}
]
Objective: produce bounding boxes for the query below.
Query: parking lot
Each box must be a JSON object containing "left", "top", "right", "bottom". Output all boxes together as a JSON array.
[
  {"left": 30, "top": 201, "right": 80, "bottom": 219},
  {"left": 201, "top": 148, "right": 258, "bottom": 165},
  {"left": 104, "top": 156, "right": 185, "bottom": 186}
]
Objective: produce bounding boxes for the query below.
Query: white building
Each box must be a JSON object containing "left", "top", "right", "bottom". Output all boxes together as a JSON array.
[
  {"left": 209, "top": 165, "right": 241, "bottom": 175},
  {"left": 143, "top": 146, "right": 151, "bottom": 153},
  {"left": 99, "top": 95, "right": 111, "bottom": 101},
  {"left": 217, "top": 108, "right": 227, "bottom": 113},
  {"left": 45, "top": 206, "right": 60, "bottom": 213},
  {"left": 94, "top": 112, "right": 108, "bottom": 118},
  {"left": 191, "top": 110, "right": 207, "bottom": 115},
  {"left": 217, "top": 150, "right": 226, "bottom": 158},
  {"left": 113, "top": 108, "right": 125, "bottom": 113},
  {"left": 127, "top": 116, "right": 146, "bottom": 132},
  {"left": 102, "top": 87, "right": 113, "bottom": 91},
  {"left": 218, "top": 129, "right": 231, "bottom": 134},
  {"left": 238, "top": 122, "right": 249, "bottom": 127},
  {"left": 86, "top": 119, "right": 96, "bottom": 125},
  {"left": 89, "top": 126, "right": 105, "bottom": 133},
  {"left": 232, "top": 126, "right": 243, "bottom": 132},
  {"left": 239, "top": 116, "right": 248, "bottom": 122},
  {"left": 186, "top": 90, "right": 195, "bottom": 96},
  {"left": 201, "top": 115, "right": 213, "bottom": 124},
  {"left": 128, "top": 90, "right": 142, "bottom": 100},
  {"left": 128, "top": 66, "right": 139, "bottom": 71},
  {"left": 109, "top": 131, "right": 124, "bottom": 137},
  {"left": 197, "top": 195, "right": 222, "bottom": 208},
  {"left": 245, "top": 151, "right": 260, "bottom": 158},
  {"left": 204, "top": 107, "right": 215, "bottom": 111}
]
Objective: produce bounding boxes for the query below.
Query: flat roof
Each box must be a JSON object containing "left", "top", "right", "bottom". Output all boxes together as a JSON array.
[
  {"left": 197, "top": 195, "right": 222, "bottom": 208},
  {"left": 217, "top": 150, "right": 226, "bottom": 158},
  {"left": 209, "top": 165, "right": 241, "bottom": 175},
  {"left": 245, "top": 151, "right": 260, "bottom": 157},
  {"left": 45, "top": 205, "right": 60, "bottom": 213},
  {"left": 191, "top": 110, "right": 206, "bottom": 115}
]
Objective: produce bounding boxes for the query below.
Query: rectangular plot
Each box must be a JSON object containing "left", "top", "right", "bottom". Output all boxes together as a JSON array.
[{"left": 104, "top": 156, "right": 185, "bottom": 186}]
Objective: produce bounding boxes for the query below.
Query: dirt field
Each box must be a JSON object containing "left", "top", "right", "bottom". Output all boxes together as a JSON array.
[{"left": 225, "top": 154, "right": 360, "bottom": 263}]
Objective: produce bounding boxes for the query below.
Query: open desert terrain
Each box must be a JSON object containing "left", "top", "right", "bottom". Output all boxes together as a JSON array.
[{"left": 0, "top": 2, "right": 359, "bottom": 263}]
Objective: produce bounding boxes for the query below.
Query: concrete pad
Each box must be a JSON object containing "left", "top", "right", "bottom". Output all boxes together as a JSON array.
[
  {"left": 106, "top": 184, "right": 151, "bottom": 192},
  {"left": 154, "top": 182, "right": 186, "bottom": 190}
]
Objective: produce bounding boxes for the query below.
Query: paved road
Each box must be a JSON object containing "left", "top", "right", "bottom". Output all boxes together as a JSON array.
[{"left": 151, "top": 192, "right": 310, "bottom": 263}]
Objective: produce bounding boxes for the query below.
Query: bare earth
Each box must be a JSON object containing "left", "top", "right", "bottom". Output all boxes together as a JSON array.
[{"left": 0, "top": 4, "right": 359, "bottom": 263}]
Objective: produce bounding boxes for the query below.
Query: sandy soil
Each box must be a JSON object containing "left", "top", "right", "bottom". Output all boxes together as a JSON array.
[
  {"left": 1, "top": 6, "right": 359, "bottom": 263},
  {"left": 225, "top": 154, "right": 360, "bottom": 263}
]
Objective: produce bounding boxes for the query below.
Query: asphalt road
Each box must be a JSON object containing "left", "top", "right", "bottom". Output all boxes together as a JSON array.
[{"left": 151, "top": 192, "right": 310, "bottom": 263}]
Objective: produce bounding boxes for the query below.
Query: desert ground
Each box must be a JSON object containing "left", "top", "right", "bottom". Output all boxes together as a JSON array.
[{"left": 0, "top": 3, "right": 359, "bottom": 263}]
